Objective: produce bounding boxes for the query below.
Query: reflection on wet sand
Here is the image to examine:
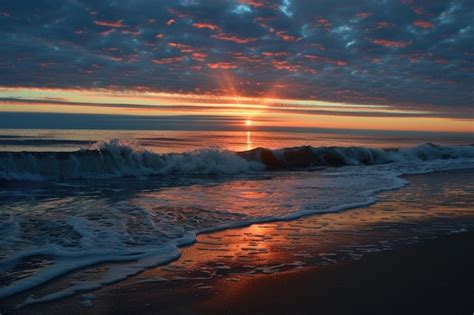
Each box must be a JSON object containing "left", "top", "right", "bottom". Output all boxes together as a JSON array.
[{"left": 139, "top": 170, "right": 473, "bottom": 285}]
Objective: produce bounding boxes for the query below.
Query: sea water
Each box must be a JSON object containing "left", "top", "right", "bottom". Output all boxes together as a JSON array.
[{"left": 0, "top": 129, "right": 473, "bottom": 303}]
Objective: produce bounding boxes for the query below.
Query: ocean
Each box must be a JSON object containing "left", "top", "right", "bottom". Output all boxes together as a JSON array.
[{"left": 0, "top": 128, "right": 473, "bottom": 304}]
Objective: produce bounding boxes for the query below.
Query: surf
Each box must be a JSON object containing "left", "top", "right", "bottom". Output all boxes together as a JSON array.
[{"left": 0, "top": 139, "right": 473, "bottom": 181}]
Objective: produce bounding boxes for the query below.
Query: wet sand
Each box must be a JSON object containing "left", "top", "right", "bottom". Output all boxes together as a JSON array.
[
  {"left": 39, "top": 232, "right": 474, "bottom": 315},
  {"left": 1, "top": 169, "right": 473, "bottom": 314},
  {"left": 193, "top": 230, "right": 474, "bottom": 315}
]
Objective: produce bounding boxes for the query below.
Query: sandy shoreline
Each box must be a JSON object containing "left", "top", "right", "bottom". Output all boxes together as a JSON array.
[
  {"left": 7, "top": 232, "right": 473, "bottom": 315},
  {"left": 192, "top": 230, "right": 474, "bottom": 315},
  {"left": 1, "top": 169, "right": 473, "bottom": 314}
]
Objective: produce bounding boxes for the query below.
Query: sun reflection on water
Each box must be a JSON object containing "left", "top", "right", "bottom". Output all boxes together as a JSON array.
[{"left": 246, "top": 131, "right": 252, "bottom": 151}]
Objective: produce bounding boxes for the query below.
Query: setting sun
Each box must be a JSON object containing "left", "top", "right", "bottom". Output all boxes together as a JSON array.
[{"left": 245, "top": 120, "right": 252, "bottom": 126}]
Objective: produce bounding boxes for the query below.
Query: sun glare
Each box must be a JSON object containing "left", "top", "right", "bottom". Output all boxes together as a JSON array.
[{"left": 245, "top": 120, "right": 252, "bottom": 126}]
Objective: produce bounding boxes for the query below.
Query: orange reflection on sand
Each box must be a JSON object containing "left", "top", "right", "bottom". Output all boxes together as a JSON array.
[
  {"left": 135, "top": 170, "right": 474, "bottom": 290},
  {"left": 6, "top": 171, "right": 471, "bottom": 312}
]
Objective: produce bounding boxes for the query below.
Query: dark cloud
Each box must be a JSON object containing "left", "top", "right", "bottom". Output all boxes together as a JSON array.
[{"left": 0, "top": 0, "right": 473, "bottom": 114}]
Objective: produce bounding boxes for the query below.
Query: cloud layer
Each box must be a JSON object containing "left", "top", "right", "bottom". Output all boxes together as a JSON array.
[{"left": 0, "top": 0, "right": 473, "bottom": 117}]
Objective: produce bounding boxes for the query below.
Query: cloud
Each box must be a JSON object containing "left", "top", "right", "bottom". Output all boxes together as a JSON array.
[
  {"left": 152, "top": 57, "right": 185, "bottom": 64},
  {"left": 372, "top": 39, "right": 411, "bottom": 48},
  {"left": 0, "top": 0, "right": 472, "bottom": 116},
  {"left": 413, "top": 20, "right": 434, "bottom": 29},
  {"left": 207, "top": 62, "right": 238, "bottom": 69},
  {"left": 211, "top": 32, "right": 258, "bottom": 43},
  {"left": 94, "top": 20, "right": 127, "bottom": 28},
  {"left": 193, "top": 22, "right": 221, "bottom": 31},
  {"left": 276, "top": 31, "right": 301, "bottom": 41}
]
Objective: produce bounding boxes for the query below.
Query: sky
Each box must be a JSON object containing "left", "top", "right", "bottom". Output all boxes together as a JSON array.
[{"left": 0, "top": 0, "right": 473, "bottom": 132}]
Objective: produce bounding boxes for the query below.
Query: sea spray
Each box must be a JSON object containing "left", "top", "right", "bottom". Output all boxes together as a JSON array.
[{"left": 1, "top": 140, "right": 473, "bottom": 181}]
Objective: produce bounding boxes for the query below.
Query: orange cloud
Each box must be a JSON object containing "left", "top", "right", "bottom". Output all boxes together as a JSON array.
[
  {"left": 238, "top": 0, "right": 266, "bottom": 7},
  {"left": 316, "top": 18, "right": 331, "bottom": 30},
  {"left": 261, "top": 51, "right": 289, "bottom": 58},
  {"left": 304, "top": 55, "right": 346, "bottom": 66},
  {"left": 108, "top": 56, "right": 122, "bottom": 62},
  {"left": 356, "top": 12, "right": 371, "bottom": 19},
  {"left": 99, "top": 29, "right": 114, "bottom": 36},
  {"left": 303, "top": 54, "right": 328, "bottom": 61},
  {"left": 233, "top": 53, "right": 261, "bottom": 63},
  {"left": 272, "top": 60, "right": 299, "bottom": 72},
  {"left": 168, "top": 42, "right": 194, "bottom": 53},
  {"left": 370, "top": 21, "right": 391, "bottom": 30},
  {"left": 207, "top": 62, "right": 238, "bottom": 69},
  {"left": 413, "top": 20, "right": 433, "bottom": 29},
  {"left": 94, "top": 20, "right": 126, "bottom": 28},
  {"left": 335, "top": 60, "right": 347, "bottom": 66},
  {"left": 276, "top": 31, "right": 300, "bottom": 42},
  {"left": 373, "top": 39, "right": 410, "bottom": 48},
  {"left": 254, "top": 17, "right": 275, "bottom": 33},
  {"left": 121, "top": 30, "right": 140, "bottom": 37},
  {"left": 192, "top": 52, "right": 208, "bottom": 61},
  {"left": 211, "top": 33, "right": 257, "bottom": 44},
  {"left": 152, "top": 56, "right": 185, "bottom": 64},
  {"left": 192, "top": 22, "right": 221, "bottom": 31}
]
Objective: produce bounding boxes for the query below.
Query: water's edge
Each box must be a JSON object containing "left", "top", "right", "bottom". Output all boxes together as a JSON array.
[{"left": 3, "top": 166, "right": 473, "bottom": 307}]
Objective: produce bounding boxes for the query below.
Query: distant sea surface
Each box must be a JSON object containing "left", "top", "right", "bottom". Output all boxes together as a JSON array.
[
  {"left": 0, "top": 128, "right": 473, "bottom": 306},
  {"left": 0, "top": 128, "right": 472, "bottom": 153}
]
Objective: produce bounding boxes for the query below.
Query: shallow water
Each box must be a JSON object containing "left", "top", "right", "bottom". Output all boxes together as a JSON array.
[{"left": 2, "top": 169, "right": 473, "bottom": 312}]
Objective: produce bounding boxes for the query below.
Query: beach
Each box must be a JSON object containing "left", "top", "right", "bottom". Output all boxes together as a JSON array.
[
  {"left": 2, "top": 168, "right": 473, "bottom": 314},
  {"left": 192, "top": 231, "right": 474, "bottom": 315}
]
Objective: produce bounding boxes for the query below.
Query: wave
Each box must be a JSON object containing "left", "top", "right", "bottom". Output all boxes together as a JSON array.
[
  {"left": 239, "top": 142, "right": 474, "bottom": 169},
  {"left": 0, "top": 139, "right": 263, "bottom": 181},
  {"left": 0, "top": 139, "right": 473, "bottom": 181}
]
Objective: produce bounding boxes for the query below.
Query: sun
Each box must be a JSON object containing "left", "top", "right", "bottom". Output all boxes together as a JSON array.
[{"left": 245, "top": 120, "right": 252, "bottom": 126}]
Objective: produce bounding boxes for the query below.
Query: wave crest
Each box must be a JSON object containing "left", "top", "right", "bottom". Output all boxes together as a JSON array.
[
  {"left": 239, "top": 143, "right": 474, "bottom": 170},
  {"left": 0, "top": 140, "right": 473, "bottom": 181},
  {"left": 0, "top": 139, "right": 262, "bottom": 181}
]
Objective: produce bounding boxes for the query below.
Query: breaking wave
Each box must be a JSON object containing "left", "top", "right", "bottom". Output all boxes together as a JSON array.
[
  {"left": 0, "top": 139, "right": 473, "bottom": 181},
  {"left": 0, "top": 139, "right": 262, "bottom": 181}
]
